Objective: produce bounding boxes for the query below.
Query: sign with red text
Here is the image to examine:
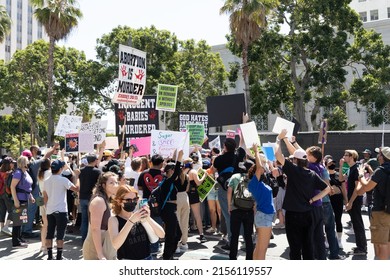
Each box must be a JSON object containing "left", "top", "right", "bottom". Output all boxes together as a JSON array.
[{"left": 112, "top": 44, "right": 147, "bottom": 106}]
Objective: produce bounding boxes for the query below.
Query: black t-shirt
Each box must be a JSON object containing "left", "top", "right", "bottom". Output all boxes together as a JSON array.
[
  {"left": 138, "top": 168, "right": 163, "bottom": 199},
  {"left": 78, "top": 166, "right": 102, "bottom": 200},
  {"left": 282, "top": 160, "right": 328, "bottom": 212},
  {"left": 347, "top": 163, "right": 362, "bottom": 203},
  {"left": 116, "top": 216, "right": 150, "bottom": 260},
  {"left": 370, "top": 163, "right": 390, "bottom": 211},
  {"left": 213, "top": 147, "right": 246, "bottom": 174}
]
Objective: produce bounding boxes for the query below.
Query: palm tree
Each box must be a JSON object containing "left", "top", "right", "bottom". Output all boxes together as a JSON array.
[
  {"left": 0, "top": 5, "right": 11, "bottom": 43},
  {"left": 220, "top": 0, "right": 277, "bottom": 119},
  {"left": 30, "top": 0, "right": 82, "bottom": 147}
]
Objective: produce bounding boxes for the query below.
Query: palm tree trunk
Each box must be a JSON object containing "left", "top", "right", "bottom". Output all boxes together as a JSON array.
[
  {"left": 46, "top": 37, "right": 55, "bottom": 147},
  {"left": 242, "top": 44, "right": 251, "bottom": 119}
]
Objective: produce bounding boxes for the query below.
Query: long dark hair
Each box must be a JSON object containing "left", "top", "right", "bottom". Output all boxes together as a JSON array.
[
  {"left": 38, "top": 158, "right": 51, "bottom": 181},
  {"left": 92, "top": 171, "right": 117, "bottom": 200}
]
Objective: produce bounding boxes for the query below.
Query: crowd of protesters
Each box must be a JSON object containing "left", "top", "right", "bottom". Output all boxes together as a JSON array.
[{"left": 0, "top": 125, "right": 389, "bottom": 260}]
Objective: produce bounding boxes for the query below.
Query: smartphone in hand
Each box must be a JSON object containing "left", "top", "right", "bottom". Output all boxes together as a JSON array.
[{"left": 139, "top": 198, "right": 148, "bottom": 208}]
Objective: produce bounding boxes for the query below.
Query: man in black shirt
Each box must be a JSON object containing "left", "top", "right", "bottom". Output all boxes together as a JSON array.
[{"left": 79, "top": 154, "right": 101, "bottom": 242}]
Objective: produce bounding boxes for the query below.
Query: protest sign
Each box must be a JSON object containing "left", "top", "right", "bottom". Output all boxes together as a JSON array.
[
  {"left": 240, "top": 121, "right": 261, "bottom": 148},
  {"left": 115, "top": 96, "right": 159, "bottom": 148},
  {"left": 272, "top": 117, "right": 295, "bottom": 139},
  {"left": 65, "top": 132, "right": 94, "bottom": 153},
  {"left": 206, "top": 94, "right": 245, "bottom": 127},
  {"left": 151, "top": 130, "right": 189, "bottom": 159},
  {"left": 54, "top": 115, "right": 82, "bottom": 137},
  {"left": 208, "top": 136, "right": 221, "bottom": 151},
  {"left": 80, "top": 120, "right": 107, "bottom": 144},
  {"left": 156, "top": 84, "right": 178, "bottom": 112},
  {"left": 130, "top": 136, "right": 151, "bottom": 157},
  {"left": 226, "top": 130, "right": 235, "bottom": 139},
  {"left": 105, "top": 136, "right": 119, "bottom": 150},
  {"left": 186, "top": 124, "right": 205, "bottom": 146},
  {"left": 112, "top": 44, "right": 147, "bottom": 106},
  {"left": 318, "top": 119, "right": 328, "bottom": 144},
  {"left": 262, "top": 144, "right": 276, "bottom": 162},
  {"left": 178, "top": 112, "right": 208, "bottom": 135},
  {"left": 197, "top": 169, "right": 216, "bottom": 202}
]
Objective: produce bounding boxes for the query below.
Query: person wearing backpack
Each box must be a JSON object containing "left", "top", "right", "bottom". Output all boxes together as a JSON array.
[
  {"left": 0, "top": 157, "right": 14, "bottom": 237},
  {"left": 10, "top": 155, "right": 34, "bottom": 248},
  {"left": 227, "top": 154, "right": 255, "bottom": 260},
  {"left": 356, "top": 146, "right": 390, "bottom": 260}
]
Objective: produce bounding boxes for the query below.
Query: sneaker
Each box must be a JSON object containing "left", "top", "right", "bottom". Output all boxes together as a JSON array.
[
  {"left": 180, "top": 243, "right": 189, "bottom": 251},
  {"left": 350, "top": 248, "right": 367, "bottom": 255},
  {"left": 328, "top": 254, "right": 346, "bottom": 260},
  {"left": 206, "top": 227, "right": 216, "bottom": 234},
  {"left": 12, "top": 242, "right": 28, "bottom": 248},
  {"left": 198, "top": 235, "right": 207, "bottom": 243},
  {"left": 1, "top": 227, "right": 12, "bottom": 237},
  {"left": 273, "top": 223, "right": 285, "bottom": 229},
  {"left": 175, "top": 247, "right": 181, "bottom": 254}
]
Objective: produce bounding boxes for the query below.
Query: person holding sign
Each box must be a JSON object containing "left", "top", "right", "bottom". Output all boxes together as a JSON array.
[{"left": 183, "top": 158, "right": 207, "bottom": 243}]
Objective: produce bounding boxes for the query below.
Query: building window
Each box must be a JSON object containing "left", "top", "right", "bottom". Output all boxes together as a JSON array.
[
  {"left": 388, "top": 7, "right": 390, "bottom": 18},
  {"left": 359, "top": 11, "right": 367, "bottom": 22},
  {"left": 370, "top": 10, "right": 379, "bottom": 21}
]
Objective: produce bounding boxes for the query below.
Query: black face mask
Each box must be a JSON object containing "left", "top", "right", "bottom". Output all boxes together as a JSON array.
[
  {"left": 123, "top": 201, "right": 137, "bottom": 212},
  {"left": 328, "top": 164, "right": 336, "bottom": 170}
]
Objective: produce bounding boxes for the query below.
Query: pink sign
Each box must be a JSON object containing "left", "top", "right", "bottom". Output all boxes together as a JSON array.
[
  {"left": 130, "top": 136, "right": 151, "bottom": 157},
  {"left": 226, "top": 130, "right": 235, "bottom": 139}
]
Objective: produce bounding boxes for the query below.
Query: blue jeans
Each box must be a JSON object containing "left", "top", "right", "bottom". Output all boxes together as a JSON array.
[
  {"left": 21, "top": 186, "right": 39, "bottom": 234},
  {"left": 217, "top": 185, "right": 231, "bottom": 243},
  {"left": 322, "top": 202, "right": 339, "bottom": 258},
  {"left": 80, "top": 199, "right": 90, "bottom": 242}
]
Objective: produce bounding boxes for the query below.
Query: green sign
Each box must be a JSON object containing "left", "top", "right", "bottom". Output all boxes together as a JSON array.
[
  {"left": 156, "top": 84, "right": 178, "bottom": 112},
  {"left": 186, "top": 123, "right": 205, "bottom": 146},
  {"left": 197, "top": 169, "right": 216, "bottom": 202}
]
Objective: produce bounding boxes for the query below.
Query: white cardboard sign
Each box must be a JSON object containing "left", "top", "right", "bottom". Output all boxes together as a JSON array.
[
  {"left": 272, "top": 117, "right": 295, "bottom": 139},
  {"left": 151, "top": 130, "right": 189, "bottom": 159},
  {"left": 240, "top": 121, "right": 261, "bottom": 148},
  {"left": 54, "top": 114, "right": 83, "bottom": 137}
]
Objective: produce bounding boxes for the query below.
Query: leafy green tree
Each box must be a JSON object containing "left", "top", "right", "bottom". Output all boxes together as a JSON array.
[
  {"left": 95, "top": 26, "right": 229, "bottom": 127},
  {"left": 0, "top": 40, "right": 99, "bottom": 146},
  {"left": 31, "top": 0, "right": 83, "bottom": 146},
  {"left": 238, "top": 0, "right": 365, "bottom": 131},
  {"left": 0, "top": 5, "right": 11, "bottom": 42},
  {"left": 220, "top": 0, "right": 278, "bottom": 118}
]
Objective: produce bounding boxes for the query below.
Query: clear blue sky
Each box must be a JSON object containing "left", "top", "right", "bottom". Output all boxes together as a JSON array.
[{"left": 60, "top": 0, "right": 230, "bottom": 60}]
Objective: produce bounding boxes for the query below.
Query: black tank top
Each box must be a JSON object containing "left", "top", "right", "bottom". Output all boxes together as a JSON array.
[
  {"left": 175, "top": 176, "right": 188, "bottom": 193},
  {"left": 116, "top": 216, "right": 151, "bottom": 260}
]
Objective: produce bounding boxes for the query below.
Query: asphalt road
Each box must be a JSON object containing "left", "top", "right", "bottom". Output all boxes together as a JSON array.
[{"left": 0, "top": 211, "right": 375, "bottom": 261}]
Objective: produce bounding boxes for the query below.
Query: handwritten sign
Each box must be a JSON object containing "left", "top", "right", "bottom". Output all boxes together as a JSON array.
[
  {"left": 150, "top": 130, "right": 189, "bottom": 159},
  {"left": 156, "top": 84, "right": 178, "bottom": 112},
  {"left": 186, "top": 124, "right": 205, "bottom": 146},
  {"left": 197, "top": 169, "right": 216, "bottom": 202},
  {"left": 112, "top": 44, "right": 147, "bottom": 106},
  {"left": 80, "top": 120, "right": 107, "bottom": 144},
  {"left": 54, "top": 115, "right": 82, "bottom": 137}
]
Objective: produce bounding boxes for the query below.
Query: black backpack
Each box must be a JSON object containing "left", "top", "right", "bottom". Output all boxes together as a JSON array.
[
  {"left": 378, "top": 167, "right": 390, "bottom": 214},
  {"left": 232, "top": 175, "right": 255, "bottom": 210},
  {"left": 148, "top": 179, "right": 174, "bottom": 216}
]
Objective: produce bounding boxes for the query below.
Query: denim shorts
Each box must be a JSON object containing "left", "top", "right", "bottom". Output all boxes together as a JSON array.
[
  {"left": 207, "top": 187, "right": 218, "bottom": 201},
  {"left": 254, "top": 211, "right": 274, "bottom": 228}
]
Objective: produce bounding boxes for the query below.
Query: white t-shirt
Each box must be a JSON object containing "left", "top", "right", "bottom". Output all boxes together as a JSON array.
[
  {"left": 43, "top": 174, "right": 74, "bottom": 215},
  {"left": 126, "top": 169, "right": 140, "bottom": 191}
]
